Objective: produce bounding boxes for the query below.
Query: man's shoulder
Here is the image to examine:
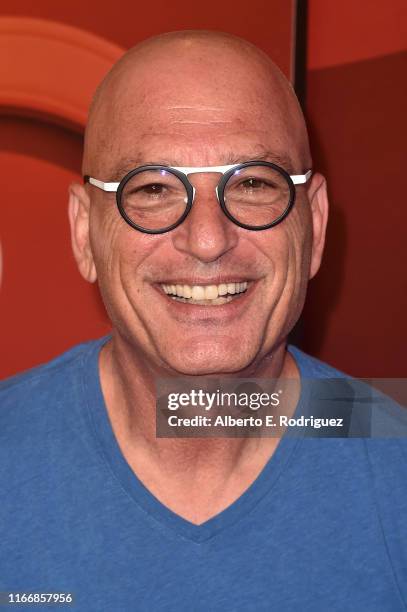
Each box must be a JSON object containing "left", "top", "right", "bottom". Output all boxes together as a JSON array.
[
  {"left": 0, "top": 338, "right": 108, "bottom": 509},
  {"left": 289, "top": 344, "right": 407, "bottom": 439},
  {"left": 0, "top": 337, "right": 106, "bottom": 412},
  {"left": 288, "top": 344, "right": 347, "bottom": 378}
]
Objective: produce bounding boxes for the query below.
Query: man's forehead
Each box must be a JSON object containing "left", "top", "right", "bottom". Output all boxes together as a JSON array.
[
  {"left": 84, "top": 32, "right": 311, "bottom": 175},
  {"left": 90, "top": 112, "right": 302, "bottom": 179}
]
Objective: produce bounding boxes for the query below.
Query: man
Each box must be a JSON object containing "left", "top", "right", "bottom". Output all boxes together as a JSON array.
[{"left": 1, "top": 31, "right": 406, "bottom": 611}]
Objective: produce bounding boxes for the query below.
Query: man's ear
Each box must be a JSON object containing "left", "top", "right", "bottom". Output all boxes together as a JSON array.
[
  {"left": 307, "top": 172, "right": 329, "bottom": 279},
  {"left": 68, "top": 183, "right": 97, "bottom": 283}
]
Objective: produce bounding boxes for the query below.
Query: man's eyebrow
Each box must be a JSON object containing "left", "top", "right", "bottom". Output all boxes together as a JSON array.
[
  {"left": 109, "top": 157, "right": 178, "bottom": 180},
  {"left": 109, "top": 157, "right": 144, "bottom": 181},
  {"left": 227, "top": 151, "right": 296, "bottom": 173},
  {"left": 109, "top": 151, "right": 297, "bottom": 180}
]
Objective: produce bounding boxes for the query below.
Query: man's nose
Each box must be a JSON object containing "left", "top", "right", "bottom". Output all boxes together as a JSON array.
[{"left": 171, "top": 180, "right": 238, "bottom": 262}]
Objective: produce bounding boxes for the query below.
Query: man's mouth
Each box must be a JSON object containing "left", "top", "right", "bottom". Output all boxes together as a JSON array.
[{"left": 159, "top": 281, "right": 249, "bottom": 305}]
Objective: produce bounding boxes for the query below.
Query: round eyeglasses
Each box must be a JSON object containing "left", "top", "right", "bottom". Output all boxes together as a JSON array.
[{"left": 84, "top": 161, "right": 312, "bottom": 234}]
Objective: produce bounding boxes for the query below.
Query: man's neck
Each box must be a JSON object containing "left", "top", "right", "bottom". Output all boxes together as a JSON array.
[{"left": 98, "top": 334, "right": 300, "bottom": 524}]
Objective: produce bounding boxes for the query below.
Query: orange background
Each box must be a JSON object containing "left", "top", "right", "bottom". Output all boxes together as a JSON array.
[{"left": 0, "top": 1, "right": 406, "bottom": 378}]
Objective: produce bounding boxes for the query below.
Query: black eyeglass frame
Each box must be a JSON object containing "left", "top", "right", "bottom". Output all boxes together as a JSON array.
[{"left": 84, "top": 160, "right": 305, "bottom": 235}]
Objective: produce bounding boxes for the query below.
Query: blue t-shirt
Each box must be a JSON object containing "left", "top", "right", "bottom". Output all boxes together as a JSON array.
[{"left": 0, "top": 338, "right": 406, "bottom": 611}]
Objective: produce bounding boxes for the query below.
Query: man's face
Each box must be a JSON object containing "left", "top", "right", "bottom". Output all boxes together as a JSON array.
[{"left": 78, "top": 42, "right": 323, "bottom": 375}]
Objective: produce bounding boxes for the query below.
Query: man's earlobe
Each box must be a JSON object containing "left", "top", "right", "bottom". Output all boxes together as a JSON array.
[
  {"left": 68, "top": 183, "right": 97, "bottom": 283},
  {"left": 308, "top": 173, "right": 329, "bottom": 280}
]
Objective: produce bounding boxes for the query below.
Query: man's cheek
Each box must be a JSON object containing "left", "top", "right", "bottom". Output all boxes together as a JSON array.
[{"left": 96, "top": 213, "right": 138, "bottom": 272}]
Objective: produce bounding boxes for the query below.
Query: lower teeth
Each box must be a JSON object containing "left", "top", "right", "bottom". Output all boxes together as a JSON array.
[{"left": 170, "top": 293, "right": 244, "bottom": 305}]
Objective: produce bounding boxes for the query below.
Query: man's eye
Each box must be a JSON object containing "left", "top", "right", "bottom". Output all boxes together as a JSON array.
[
  {"left": 127, "top": 183, "right": 167, "bottom": 198},
  {"left": 141, "top": 183, "right": 165, "bottom": 195},
  {"left": 241, "top": 178, "right": 267, "bottom": 189}
]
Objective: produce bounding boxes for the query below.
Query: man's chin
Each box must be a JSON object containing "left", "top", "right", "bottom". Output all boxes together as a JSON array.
[{"left": 159, "top": 343, "right": 257, "bottom": 377}]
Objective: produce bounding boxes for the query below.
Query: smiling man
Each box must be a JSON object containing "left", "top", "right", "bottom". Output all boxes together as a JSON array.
[{"left": 0, "top": 31, "right": 406, "bottom": 612}]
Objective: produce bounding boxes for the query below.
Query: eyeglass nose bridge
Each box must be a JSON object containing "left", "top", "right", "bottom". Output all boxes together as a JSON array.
[
  {"left": 173, "top": 164, "right": 236, "bottom": 207},
  {"left": 187, "top": 185, "right": 221, "bottom": 201},
  {"left": 187, "top": 184, "right": 222, "bottom": 207},
  {"left": 173, "top": 164, "right": 237, "bottom": 176}
]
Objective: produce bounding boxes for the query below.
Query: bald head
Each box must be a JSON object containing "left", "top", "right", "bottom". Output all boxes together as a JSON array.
[{"left": 83, "top": 30, "right": 311, "bottom": 177}]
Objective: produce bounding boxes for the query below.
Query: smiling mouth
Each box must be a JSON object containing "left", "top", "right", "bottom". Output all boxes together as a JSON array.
[{"left": 159, "top": 281, "right": 249, "bottom": 305}]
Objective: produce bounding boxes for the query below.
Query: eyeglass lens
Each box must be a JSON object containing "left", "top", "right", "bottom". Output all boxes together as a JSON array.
[
  {"left": 120, "top": 169, "right": 187, "bottom": 231},
  {"left": 120, "top": 165, "right": 291, "bottom": 232},
  {"left": 223, "top": 165, "right": 291, "bottom": 227}
]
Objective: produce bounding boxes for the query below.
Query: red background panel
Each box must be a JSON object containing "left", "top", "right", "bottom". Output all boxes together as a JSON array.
[
  {"left": 2, "top": 1, "right": 295, "bottom": 79},
  {"left": 308, "top": 0, "right": 407, "bottom": 68},
  {"left": 304, "top": 0, "right": 407, "bottom": 376},
  {"left": 0, "top": 118, "right": 111, "bottom": 376}
]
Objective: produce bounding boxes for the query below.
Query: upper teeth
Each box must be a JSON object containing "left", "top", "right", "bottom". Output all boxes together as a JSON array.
[{"left": 161, "top": 282, "right": 248, "bottom": 300}]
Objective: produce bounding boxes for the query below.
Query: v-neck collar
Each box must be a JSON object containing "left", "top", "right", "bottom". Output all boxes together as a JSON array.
[{"left": 83, "top": 337, "right": 309, "bottom": 543}]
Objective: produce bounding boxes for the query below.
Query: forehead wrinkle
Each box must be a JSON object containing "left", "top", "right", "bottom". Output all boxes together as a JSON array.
[
  {"left": 167, "top": 106, "right": 227, "bottom": 111},
  {"left": 170, "top": 120, "right": 234, "bottom": 125}
]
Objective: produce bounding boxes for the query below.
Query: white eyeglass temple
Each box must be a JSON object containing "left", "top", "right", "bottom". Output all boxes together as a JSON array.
[
  {"left": 291, "top": 170, "right": 312, "bottom": 184},
  {"left": 88, "top": 167, "right": 312, "bottom": 192},
  {"left": 88, "top": 177, "right": 118, "bottom": 192}
]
